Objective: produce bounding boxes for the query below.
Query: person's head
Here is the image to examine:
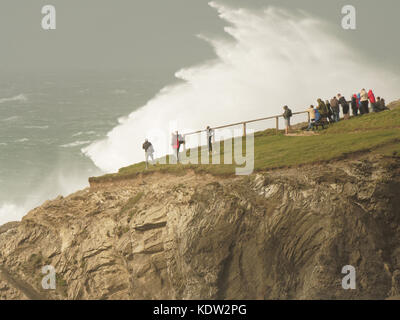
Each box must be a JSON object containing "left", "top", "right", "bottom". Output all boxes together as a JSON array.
[
  {"left": 310, "top": 105, "right": 314, "bottom": 109},
  {"left": 207, "top": 126, "right": 210, "bottom": 129},
  {"left": 337, "top": 93, "right": 341, "bottom": 98},
  {"left": 377, "top": 97, "right": 381, "bottom": 100},
  {"left": 283, "top": 105, "right": 288, "bottom": 110}
]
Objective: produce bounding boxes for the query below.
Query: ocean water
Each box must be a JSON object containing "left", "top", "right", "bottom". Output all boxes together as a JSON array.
[
  {"left": 0, "top": 70, "right": 170, "bottom": 224},
  {"left": 1, "top": 3, "right": 400, "bottom": 225}
]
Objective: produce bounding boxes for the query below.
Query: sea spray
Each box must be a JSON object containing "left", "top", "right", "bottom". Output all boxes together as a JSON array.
[{"left": 83, "top": 3, "right": 400, "bottom": 173}]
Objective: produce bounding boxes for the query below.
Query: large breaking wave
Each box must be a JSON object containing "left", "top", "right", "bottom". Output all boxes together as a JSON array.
[{"left": 83, "top": 2, "right": 400, "bottom": 172}]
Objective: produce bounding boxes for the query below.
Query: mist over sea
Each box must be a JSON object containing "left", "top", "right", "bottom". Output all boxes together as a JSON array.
[
  {"left": 1, "top": 2, "right": 400, "bottom": 225},
  {"left": 0, "top": 70, "right": 170, "bottom": 224}
]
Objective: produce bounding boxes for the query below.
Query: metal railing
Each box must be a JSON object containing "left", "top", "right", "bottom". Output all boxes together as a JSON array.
[{"left": 183, "top": 110, "right": 310, "bottom": 139}]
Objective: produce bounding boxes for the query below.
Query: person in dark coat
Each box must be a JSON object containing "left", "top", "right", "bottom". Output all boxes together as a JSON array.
[
  {"left": 330, "top": 97, "right": 340, "bottom": 122},
  {"left": 325, "top": 100, "right": 334, "bottom": 123},
  {"left": 337, "top": 94, "right": 350, "bottom": 120},
  {"left": 351, "top": 94, "right": 358, "bottom": 116}
]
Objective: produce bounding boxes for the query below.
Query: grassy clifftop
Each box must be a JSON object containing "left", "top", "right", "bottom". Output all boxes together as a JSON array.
[{"left": 90, "top": 100, "right": 400, "bottom": 184}]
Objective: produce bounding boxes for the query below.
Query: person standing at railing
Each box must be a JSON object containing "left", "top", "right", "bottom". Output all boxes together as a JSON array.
[
  {"left": 283, "top": 105, "right": 292, "bottom": 134},
  {"left": 330, "top": 96, "right": 340, "bottom": 122},
  {"left": 206, "top": 126, "right": 214, "bottom": 154},
  {"left": 171, "top": 131, "right": 180, "bottom": 162},
  {"left": 360, "top": 88, "right": 369, "bottom": 114},
  {"left": 351, "top": 94, "right": 359, "bottom": 116},
  {"left": 357, "top": 92, "right": 362, "bottom": 115},
  {"left": 337, "top": 94, "right": 350, "bottom": 120},
  {"left": 325, "top": 100, "right": 334, "bottom": 123},
  {"left": 368, "top": 89, "right": 377, "bottom": 112},
  {"left": 316, "top": 99, "right": 329, "bottom": 124},
  {"left": 306, "top": 105, "right": 316, "bottom": 131}
]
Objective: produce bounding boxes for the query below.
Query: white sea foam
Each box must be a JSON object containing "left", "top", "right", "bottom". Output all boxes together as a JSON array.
[
  {"left": 0, "top": 203, "right": 26, "bottom": 225},
  {"left": 72, "top": 131, "right": 96, "bottom": 137},
  {"left": 83, "top": 3, "right": 400, "bottom": 173},
  {"left": 0, "top": 94, "right": 28, "bottom": 104},
  {"left": 24, "top": 125, "right": 49, "bottom": 130},
  {"left": 0, "top": 168, "right": 92, "bottom": 225},
  {"left": 2, "top": 116, "right": 19, "bottom": 122},
  {"left": 61, "top": 140, "right": 92, "bottom": 148}
]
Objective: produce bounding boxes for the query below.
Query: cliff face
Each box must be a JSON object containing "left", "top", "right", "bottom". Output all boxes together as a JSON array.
[{"left": 1, "top": 154, "right": 400, "bottom": 300}]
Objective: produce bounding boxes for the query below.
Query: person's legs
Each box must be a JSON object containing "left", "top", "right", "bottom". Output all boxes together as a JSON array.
[
  {"left": 285, "top": 119, "right": 290, "bottom": 134},
  {"left": 145, "top": 152, "right": 149, "bottom": 168},
  {"left": 208, "top": 136, "right": 212, "bottom": 153},
  {"left": 363, "top": 101, "right": 369, "bottom": 114}
]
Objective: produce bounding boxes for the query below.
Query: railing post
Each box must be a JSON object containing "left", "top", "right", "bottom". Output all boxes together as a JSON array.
[
  {"left": 275, "top": 117, "right": 279, "bottom": 134},
  {"left": 183, "top": 134, "right": 186, "bottom": 152},
  {"left": 243, "top": 122, "right": 246, "bottom": 137}
]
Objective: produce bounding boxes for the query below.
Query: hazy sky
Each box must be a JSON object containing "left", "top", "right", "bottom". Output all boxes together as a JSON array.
[{"left": 0, "top": 0, "right": 399, "bottom": 73}]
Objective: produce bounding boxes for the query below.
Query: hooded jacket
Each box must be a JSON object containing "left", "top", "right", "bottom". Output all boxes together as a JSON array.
[
  {"left": 317, "top": 99, "right": 328, "bottom": 116},
  {"left": 368, "top": 90, "right": 376, "bottom": 104}
]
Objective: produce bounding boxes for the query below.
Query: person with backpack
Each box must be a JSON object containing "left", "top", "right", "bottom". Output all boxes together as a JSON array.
[
  {"left": 283, "top": 105, "right": 292, "bottom": 134},
  {"left": 142, "top": 139, "right": 154, "bottom": 169},
  {"left": 206, "top": 126, "right": 214, "bottom": 154}
]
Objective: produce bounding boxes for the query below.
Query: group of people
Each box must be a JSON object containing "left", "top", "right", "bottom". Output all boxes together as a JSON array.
[
  {"left": 142, "top": 127, "right": 215, "bottom": 168},
  {"left": 283, "top": 89, "right": 389, "bottom": 133},
  {"left": 143, "top": 89, "right": 389, "bottom": 167}
]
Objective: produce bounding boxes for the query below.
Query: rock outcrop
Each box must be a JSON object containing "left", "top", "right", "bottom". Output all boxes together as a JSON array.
[{"left": 1, "top": 154, "right": 400, "bottom": 300}]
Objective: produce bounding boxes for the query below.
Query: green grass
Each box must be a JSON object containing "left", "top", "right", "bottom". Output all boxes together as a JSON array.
[{"left": 90, "top": 101, "right": 400, "bottom": 183}]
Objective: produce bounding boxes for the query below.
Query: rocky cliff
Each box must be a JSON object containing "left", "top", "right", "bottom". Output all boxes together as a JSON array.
[{"left": 1, "top": 153, "right": 400, "bottom": 300}]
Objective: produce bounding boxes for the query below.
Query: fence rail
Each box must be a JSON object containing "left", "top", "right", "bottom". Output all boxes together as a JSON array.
[{"left": 183, "top": 110, "right": 310, "bottom": 138}]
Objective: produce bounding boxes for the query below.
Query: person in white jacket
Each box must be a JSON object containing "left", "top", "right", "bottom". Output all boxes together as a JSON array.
[
  {"left": 360, "top": 88, "right": 369, "bottom": 114},
  {"left": 142, "top": 139, "right": 154, "bottom": 168}
]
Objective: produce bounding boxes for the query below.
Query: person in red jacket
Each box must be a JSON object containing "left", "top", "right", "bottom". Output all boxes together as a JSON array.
[
  {"left": 368, "top": 89, "right": 376, "bottom": 104},
  {"left": 368, "top": 89, "right": 378, "bottom": 112},
  {"left": 171, "top": 131, "right": 180, "bottom": 162}
]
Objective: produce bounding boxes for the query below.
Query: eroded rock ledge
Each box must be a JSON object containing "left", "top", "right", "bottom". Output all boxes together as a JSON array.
[{"left": 0, "top": 154, "right": 400, "bottom": 300}]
